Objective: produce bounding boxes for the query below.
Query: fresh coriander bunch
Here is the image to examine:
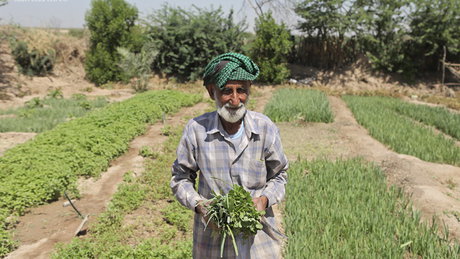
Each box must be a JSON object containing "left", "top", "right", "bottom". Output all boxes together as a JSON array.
[{"left": 203, "top": 184, "right": 265, "bottom": 257}]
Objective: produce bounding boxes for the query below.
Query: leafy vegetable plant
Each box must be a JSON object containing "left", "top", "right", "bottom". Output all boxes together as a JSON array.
[{"left": 203, "top": 185, "right": 264, "bottom": 257}]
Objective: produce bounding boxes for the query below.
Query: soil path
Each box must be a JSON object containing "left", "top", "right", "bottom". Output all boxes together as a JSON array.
[
  {"left": 6, "top": 101, "right": 209, "bottom": 259},
  {"left": 0, "top": 132, "right": 36, "bottom": 156}
]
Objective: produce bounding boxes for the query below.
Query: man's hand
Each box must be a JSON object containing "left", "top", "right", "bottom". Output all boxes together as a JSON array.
[
  {"left": 252, "top": 196, "right": 268, "bottom": 212},
  {"left": 195, "top": 201, "right": 219, "bottom": 231}
]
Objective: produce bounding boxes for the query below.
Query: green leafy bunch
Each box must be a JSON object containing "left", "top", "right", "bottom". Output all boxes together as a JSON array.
[{"left": 204, "top": 185, "right": 264, "bottom": 257}]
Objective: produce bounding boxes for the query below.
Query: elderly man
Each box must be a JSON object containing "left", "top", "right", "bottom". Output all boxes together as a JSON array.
[{"left": 170, "top": 52, "right": 288, "bottom": 258}]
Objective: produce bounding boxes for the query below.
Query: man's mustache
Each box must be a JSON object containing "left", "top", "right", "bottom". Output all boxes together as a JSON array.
[{"left": 223, "top": 103, "right": 244, "bottom": 109}]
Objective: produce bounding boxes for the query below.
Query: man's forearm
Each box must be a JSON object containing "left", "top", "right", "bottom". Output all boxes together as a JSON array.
[{"left": 170, "top": 161, "right": 202, "bottom": 211}]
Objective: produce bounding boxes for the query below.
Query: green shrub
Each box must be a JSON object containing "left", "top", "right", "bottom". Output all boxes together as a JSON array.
[
  {"left": 85, "top": 0, "right": 144, "bottom": 85},
  {"left": 10, "top": 40, "right": 55, "bottom": 76},
  {"left": 117, "top": 41, "right": 157, "bottom": 92},
  {"left": 46, "top": 89, "right": 63, "bottom": 99},
  {"left": 250, "top": 13, "right": 293, "bottom": 84},
  {"left": 146, "top": 5, "right": 246, "bottom": 82}
]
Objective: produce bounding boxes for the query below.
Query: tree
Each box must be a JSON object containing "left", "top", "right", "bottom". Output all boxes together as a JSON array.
[
  {"left": 296, "top": 0, "right": 351, "bottom": 40},
  {"left": 357, "top": 0, "right": 412, "bottom": 74},
  {"left": 146, "top": 5, "right": 247, "bottom": 82},
  {"left": 295, "top": 0, "right": 413, "bottom": 73},
  {"left": 244, "top": 0, "right": 296, "bottom": 18},
  {"left": 250, "top": 13, "right": 293, "bottom": 84},
  {"left": 409, "top": 0, "right": 460, "bottom": 71},
  {"left": 85, "top": 0, "right": 143, "bottom": 85}
]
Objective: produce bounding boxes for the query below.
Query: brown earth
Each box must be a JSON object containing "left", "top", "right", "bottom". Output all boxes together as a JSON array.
[
  {"left": 0, "top": 28, "right": 135, "bottom": 111},
  {"left": 0, "top": 132, "right": 37, "bottom": 156}
]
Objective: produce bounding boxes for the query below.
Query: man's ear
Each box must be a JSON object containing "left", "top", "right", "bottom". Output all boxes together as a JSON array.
[{"left": 206, "top": 84, "right": 216, "bottom": 100}]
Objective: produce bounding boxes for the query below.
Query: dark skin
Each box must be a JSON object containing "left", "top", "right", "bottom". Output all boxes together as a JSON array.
[
  {"left": 206, "top": 80, "right": 250, "bottom": 134},
  {"left": 197, "top": 80, "right": 268, "bottom": 221}
]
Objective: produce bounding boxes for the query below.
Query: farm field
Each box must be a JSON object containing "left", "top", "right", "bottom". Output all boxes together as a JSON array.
[
  {"left": 343, "top": 95, "right": 460, "bottom": 166},
  {"left": 0, "top": 94, "right": 109, "bottom": 133},
  {"left": 1, "top": 86, "right": 460, "bottom": 258}
]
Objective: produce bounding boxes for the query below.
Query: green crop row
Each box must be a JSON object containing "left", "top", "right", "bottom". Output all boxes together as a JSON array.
[
  {"left": 0, "top": 94, "right": 108, "bottom": 133},
  {"left": 354, "top": 96, "right": 460, "bottom": 141},
  {"left": 343, "top": 95, "right": 460, "bottom": 166},
  {"left": 284, "top": 159, "right": 460, "bottom": 258},
  {"left": 264, "top": 88, "right": 333, "bottom": 123},
  {"left": 389, "top": 98, "right": 460, "bottom": 140},
  {"left": 0, "top": 90, "right": 201, "bottom": 257},
  {"left": 53, "top": 126, "right": 193, "bottom": 258}
]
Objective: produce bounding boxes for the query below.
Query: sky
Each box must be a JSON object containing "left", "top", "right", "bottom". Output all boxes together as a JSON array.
[{"left": 0, "top": 0, "right": 259, "bottom": 30}]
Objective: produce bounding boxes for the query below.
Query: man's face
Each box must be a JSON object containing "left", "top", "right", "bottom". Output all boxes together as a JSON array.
[{"left": 210, "top": 80, "right": 250, "bottom": 123}]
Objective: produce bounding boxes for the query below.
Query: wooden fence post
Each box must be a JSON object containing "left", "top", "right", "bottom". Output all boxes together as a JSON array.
[{"left": 442, "top": 46, "right": 446, "bottom": 86}]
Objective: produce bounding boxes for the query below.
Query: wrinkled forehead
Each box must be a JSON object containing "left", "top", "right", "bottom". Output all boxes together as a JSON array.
[{"left": 215, "top": 80, "right": 251, "bottom": 91}]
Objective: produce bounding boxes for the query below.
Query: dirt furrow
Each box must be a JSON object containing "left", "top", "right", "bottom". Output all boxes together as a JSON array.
[{"left": 6, "top": 101, "right": 209, "bottom": 259}]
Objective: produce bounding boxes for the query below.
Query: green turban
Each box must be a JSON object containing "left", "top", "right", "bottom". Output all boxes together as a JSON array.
[{"left": 203, "top": 52, "right": 259, "bottom": 89}]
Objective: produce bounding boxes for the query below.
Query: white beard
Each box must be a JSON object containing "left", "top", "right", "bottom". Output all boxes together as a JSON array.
[{"left": 214, "top": 93, "right": 247, "bottom": 123}]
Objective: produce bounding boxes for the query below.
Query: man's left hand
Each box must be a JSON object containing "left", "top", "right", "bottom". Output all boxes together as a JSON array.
[{"left": 252, "top": 196, "right": 268, "bottom": 212}]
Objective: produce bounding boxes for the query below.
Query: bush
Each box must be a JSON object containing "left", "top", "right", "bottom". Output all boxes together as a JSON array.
[
  {"left": 250, "top": 13, "right": 292, "bottom": 84},
  {"left": 146, "top": 5, "right": 246, "bottom": 82},
  {"left": 10, "top": 39, "right": 55, "bottom": 76},
  {"left": 85, "top": 0, "right": 143, "bottom": 86},
  {"left": 117, "top": 41, "right": 157, "bottom": 92}
]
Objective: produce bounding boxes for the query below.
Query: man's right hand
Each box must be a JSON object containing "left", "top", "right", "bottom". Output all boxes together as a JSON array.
[
  {"left": 195, "top": 203, "right": 208, "bottom": 215},
  {"left": 196, "top": 201, "right": 219, "bottom": 231}
]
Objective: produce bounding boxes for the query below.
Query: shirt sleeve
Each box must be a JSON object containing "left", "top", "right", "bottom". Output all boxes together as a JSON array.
[
  {"left": 261, "top": 127, "right": 289, "bottom": 208},
  {"left": 170, "top": 123, "right": 203, "bottom": 211}
]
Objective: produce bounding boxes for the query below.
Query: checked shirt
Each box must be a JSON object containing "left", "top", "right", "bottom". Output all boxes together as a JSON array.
[{"left": 170, "top": 110, "right": 288, "bottom": 258}]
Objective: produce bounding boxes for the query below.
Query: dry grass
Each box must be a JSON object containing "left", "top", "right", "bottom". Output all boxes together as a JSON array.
[
  {"left": 420, "top": 95, "right": 460, "bottom": 111},
  {"left": 0, "top": 25, "right": 87, "bottom": 75},
  {"left": 308, "top": 82, "right": 407, "bottom": 98}
]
